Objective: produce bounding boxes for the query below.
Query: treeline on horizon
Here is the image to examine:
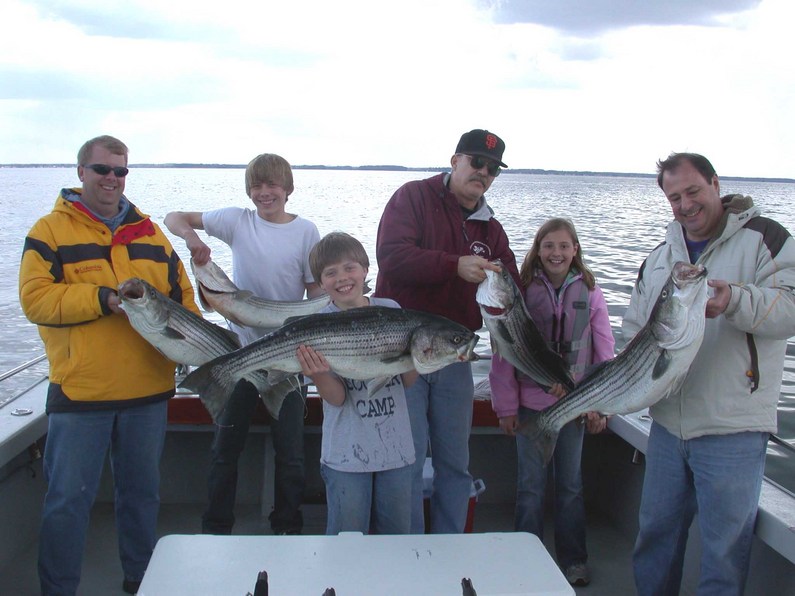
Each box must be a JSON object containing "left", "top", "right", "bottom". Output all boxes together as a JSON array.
[{"left": 1, "top": 163, "right": 792, "bottom": 184}]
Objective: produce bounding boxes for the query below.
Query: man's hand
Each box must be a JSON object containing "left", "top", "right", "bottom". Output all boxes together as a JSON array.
[
  {"left": 706, "top": 279, "right": 732, "bottom": 318},
  {"left": 107, "top": 292, "right": 124, "bottom": 315},
  {"left": 457, "top": 256, "right": 500, "bottom": 283}
]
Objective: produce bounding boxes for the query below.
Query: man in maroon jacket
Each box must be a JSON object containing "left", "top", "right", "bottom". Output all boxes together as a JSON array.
[{"left": 375, "top": 129, "right": 520, "bottom": 533}]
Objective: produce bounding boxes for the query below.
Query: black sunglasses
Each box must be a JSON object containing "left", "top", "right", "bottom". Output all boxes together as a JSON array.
[
  {"left": 465, "top": 154, "right": 501, "bottom": 177},
  {"left": 84, "top": 164, "right": 129, "bottom": 177}
]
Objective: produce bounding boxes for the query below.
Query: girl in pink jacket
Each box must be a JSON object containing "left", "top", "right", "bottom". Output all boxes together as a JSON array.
[{"left": 489, "top": 218, "right": 615, "bottom": 587}]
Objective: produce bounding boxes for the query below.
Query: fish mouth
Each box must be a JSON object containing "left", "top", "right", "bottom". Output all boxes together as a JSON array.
[
  {"left": 191, "top": 259, "right": 239, "bottom": 293},
  {"left": 461, "top": 335, "right": 481, "bottom": 361},
  {"left": 461, "top": 348, "right": 480, "bottom": 362},
  {"left": 481, "top": 305, "right": 506, "bottom": 316},
  {"left": 672, "top": 262, "right": 708, "bottom": 288},
  {"left": 198, "top": 282, "right": 225, "bottom": 296},
  {"left": 118, "top": 279, "right": 144, "bottom": 300}
]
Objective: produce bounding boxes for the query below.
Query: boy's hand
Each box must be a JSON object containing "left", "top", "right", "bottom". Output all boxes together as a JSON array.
[
  {"left": 297, "top": 344, "right": 345, "bottom": 406},
  {"left": 296, "top": 344, "right": 331, "bottom": 378},
  {"left": 186, "top": 232, "right": 212, "bottom": 265},
  {"left": 548, "top": 383, "right": 568, "bottom": 400}
]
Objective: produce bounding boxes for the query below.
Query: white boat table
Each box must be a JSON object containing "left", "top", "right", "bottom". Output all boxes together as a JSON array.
[{"left": 138, "top": 531, "right": 574, "bottom": 595}]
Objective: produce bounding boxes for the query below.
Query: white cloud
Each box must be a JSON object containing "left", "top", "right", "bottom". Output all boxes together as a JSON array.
[{"left": 0, "top": 0, "right": 793, "bottom": 178}]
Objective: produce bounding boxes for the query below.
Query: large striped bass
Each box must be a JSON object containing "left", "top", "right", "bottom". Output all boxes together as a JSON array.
[
  {"left": 191, "top": 259, "right": 331, "bottom": 328},
  {"left": 118, "top": 278, "right": 296, "bottom": 422},
  {"left": 476, "top": 261, "right": 575, "bottom": 392},
  {"left": 520, "top": 261, "right": 709, "bottom": 463},
  {"left": 180, "top": 306, "right": 480, "bottom": 407}
]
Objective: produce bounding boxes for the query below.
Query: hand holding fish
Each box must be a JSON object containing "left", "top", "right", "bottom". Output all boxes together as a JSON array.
[
  {"left": 547, "top": 383, "right": 568, "bottom": 400},
  {"left": 706, "top": 279, "right": 731, "bottom": 318},
  {"left": 518, "top": 261, "right": 709, "bottom": 463},
  {"left": 295, "top": 344, "right": 345, "bottom": 406},
  {"left": 458, "top": 255, "right": 501, "bottom": 283},
  {"left": 583, "top": 412, "right": 608, "bottom": 434},
  {"left": 186, "top": 232, "right": 212, "bottom": 265},
  {"left": 180, "top": 307, "right": 479, "bottom": 410},
  {"left": 296, "top": 344, "right": 331, "bottom": 377},
  {"left": 476, "top": 263, "right": 576, "bottom": 392},
  {"left": 190, "top": 259, "right": 331, "bottom": 327},
  {"left": 106, "top": 291, "right": 124, "bottom": 315}
]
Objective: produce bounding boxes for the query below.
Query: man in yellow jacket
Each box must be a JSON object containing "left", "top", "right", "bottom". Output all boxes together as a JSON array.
[{"left": 19, "top": 135, "right": 198, "bottom": 596}]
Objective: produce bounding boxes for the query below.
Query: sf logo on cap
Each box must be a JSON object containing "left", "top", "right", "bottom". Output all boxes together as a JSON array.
[{"left": 485, "top": 134, "right": 498, "bottom": 150}]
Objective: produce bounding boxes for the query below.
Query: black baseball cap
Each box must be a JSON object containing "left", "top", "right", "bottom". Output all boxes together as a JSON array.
[{"left": 455, "top": 129, "right": 507, "bottom": 168}]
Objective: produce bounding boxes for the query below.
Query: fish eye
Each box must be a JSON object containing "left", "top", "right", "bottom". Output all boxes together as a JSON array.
[{"left": 661, "top": 289, "right": 669, "bottom": 299}]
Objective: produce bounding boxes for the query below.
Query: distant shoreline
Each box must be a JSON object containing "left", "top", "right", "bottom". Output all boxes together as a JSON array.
[{"left": 1, "top": 163, "right": 792, "bottom": 184}]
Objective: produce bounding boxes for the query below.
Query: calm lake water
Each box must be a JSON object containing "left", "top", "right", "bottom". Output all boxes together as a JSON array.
[{"left": 2, "top": 166, "right": 794, "bottom": 492}]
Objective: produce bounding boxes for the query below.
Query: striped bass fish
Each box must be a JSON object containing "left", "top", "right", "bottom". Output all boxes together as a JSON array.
[
  {"left": 191, "top": 259, "right": 331, "bottom": 328},
  {"left": 520, "top": 261, "right": 709, "bottom": 463},
  {"left": 180, "top": 306, "right": 479, "bottom": 407},
  {"left": 118, "top": 278, "right": 296, "bottom": 422},
  {"left": 476, "top": 261, "right": 575, "bottom": 392}
]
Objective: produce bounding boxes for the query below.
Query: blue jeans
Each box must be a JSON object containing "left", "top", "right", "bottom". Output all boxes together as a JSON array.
[
  {"left": 405, "top": 361, "right": 474, "bottom": 534},
  {"left": 633, "top": 422, "right": 767, "bottom": 596},
  {"left": 202, "top": 380, "right": 305, "bottom": 534},
  {"left": 38, "top": 400, "right": 167, "bottom": 596},
  {"left": 515, "top": 410, "right": 587, "bottom": 568},
  {"left": 321, "top": 463, "right": 412, "bottom": 535}
]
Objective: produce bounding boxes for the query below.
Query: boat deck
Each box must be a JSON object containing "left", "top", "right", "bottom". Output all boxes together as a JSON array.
[
  {"left": 2, "top": 380, "right": 794, "bottom": 594},
  {"left": 1, "top": 500, "right": 636, "bottom": 595}
]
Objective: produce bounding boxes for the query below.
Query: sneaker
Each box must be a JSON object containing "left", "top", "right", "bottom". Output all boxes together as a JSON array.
[
  {"left": 122, "top": 579, "right": 141, "bottom": 594},
  {"left": 564, "top": 563, "right": 590, "bottom": 587}
]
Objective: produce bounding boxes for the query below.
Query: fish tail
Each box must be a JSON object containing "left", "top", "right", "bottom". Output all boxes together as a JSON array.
[
  {"left": 534, "top": 429, "right": 559, "bottom": 466},
  {"left": 197, "top": 390, "right": 229, "bottom": 423},
  {"left": 516, "top": 410, "right": 559, "bottom": 466},
  {"left": 250, "top": 373, "right": 303, "bottom": 420},
  {"left": 179, "top": 362, "right": 237, "bottom": 420}
]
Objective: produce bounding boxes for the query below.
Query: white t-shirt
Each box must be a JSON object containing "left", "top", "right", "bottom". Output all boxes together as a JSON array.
[
  {"left": 202, "top": 207, "right": 319, "bottom": 345},
  {"left": 319, "top": 298, "right": 416, "bottom": 473}
]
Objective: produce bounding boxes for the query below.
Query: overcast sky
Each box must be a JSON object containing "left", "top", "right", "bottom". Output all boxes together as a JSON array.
[{"left": 2, "top": 0, "right": 793, "bottom": 178}]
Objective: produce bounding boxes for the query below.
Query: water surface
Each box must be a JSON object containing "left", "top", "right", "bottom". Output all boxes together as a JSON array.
[{"left": 2, "top": 167, "right": 793, "bottom": 490}]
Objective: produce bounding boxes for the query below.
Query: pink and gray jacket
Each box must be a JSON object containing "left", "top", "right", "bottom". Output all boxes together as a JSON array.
[{"left": 490, "top": 270, "right": 615, "bottom": 416}]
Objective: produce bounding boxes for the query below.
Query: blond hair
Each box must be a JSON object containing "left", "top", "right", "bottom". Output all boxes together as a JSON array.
[
  {"left": 245, "top": 153, "right": 294, "bottom": 197},
  {"left": 77, "top": 135, "right": 128, "bottom": 165}
]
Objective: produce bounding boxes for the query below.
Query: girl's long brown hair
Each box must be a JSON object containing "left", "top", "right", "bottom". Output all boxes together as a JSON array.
[{"left": 519, "top": 218, "right": 595, "bottom": 289}]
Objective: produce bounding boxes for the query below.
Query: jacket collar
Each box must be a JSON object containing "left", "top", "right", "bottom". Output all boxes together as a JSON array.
[{"left": 441, "top": 172, "right": 494, "bottom": 222}]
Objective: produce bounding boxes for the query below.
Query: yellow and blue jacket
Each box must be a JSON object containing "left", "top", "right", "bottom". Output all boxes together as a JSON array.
[{"left": 19, "top": 188, "right": 199, "bottom": 412}]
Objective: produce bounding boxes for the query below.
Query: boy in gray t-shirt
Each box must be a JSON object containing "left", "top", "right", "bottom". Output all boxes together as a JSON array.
[{"left": 297, "top": 232, "right": 416, "bottom": 535}]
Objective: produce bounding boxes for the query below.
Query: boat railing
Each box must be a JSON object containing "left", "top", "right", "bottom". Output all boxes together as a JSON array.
[
  {"left": 0, "top": 354, "right": 46, "bottom": 383},
  {"left": 1, "top": 352, "right": 793, "bottom": 486},
  {"left": 0, "top": 354, "right": 48, "bottom": 411},
  {"left": 769, "top": 432, "right": 795, "bottom": 456}
]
